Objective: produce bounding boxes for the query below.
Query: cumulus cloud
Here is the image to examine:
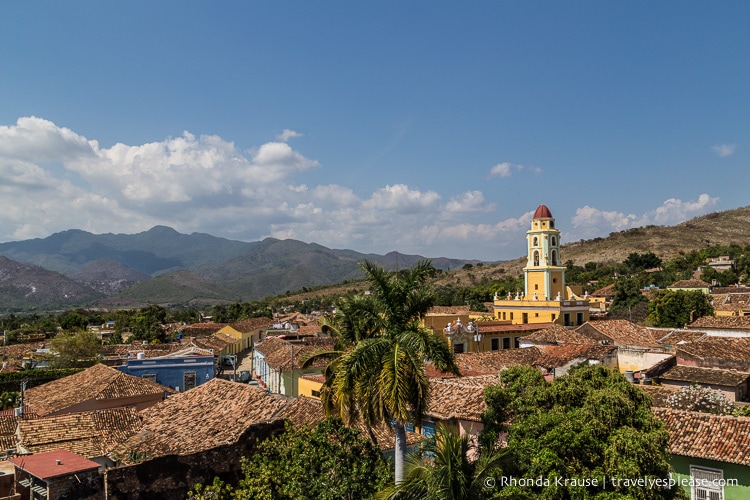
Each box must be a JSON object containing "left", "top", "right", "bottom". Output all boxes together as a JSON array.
[
  {"left": 489, "top": 162, "right": 541, "bottom": 178},
  {"left": 445, "top": 191, "right": 493, "bottom": 213},
  {"left": 276, "top": 129, "right": 304, "bottom": 142},
  {"left": 651, "top": 194, "right": 719, "bottom": 225},
  {"left": 364, "top": 184, "right": 441, "bottom": 214},
  {"left": 0, "top": 117, "right": 729, "bottom": 261},
  {"left": 712, "top": 143, "right": 736, "bottom": 157},
  {"left": 569, "top": 194, "right": 719, "bottom": 241}
]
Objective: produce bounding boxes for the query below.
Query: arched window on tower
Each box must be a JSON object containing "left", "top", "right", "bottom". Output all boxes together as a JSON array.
[
  {"left": 533, "top": 250, "right": 540, "bottom": 266},
  {"left": 551, "top": 236, "right": 556, "bottom": 246},
  {"left": 533, "top": 237, "right": 538, "bottom": 247},
  {"left": 551, "top": 250, "right": 558, "bottom": 265}
]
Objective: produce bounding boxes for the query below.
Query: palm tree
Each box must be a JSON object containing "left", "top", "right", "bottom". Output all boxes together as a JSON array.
[
  {"left": 324, "top": 260, "right": 460, "bottom": 483},
  {"left": 378, "top": 423, "right": 510, "bottom": 500}
]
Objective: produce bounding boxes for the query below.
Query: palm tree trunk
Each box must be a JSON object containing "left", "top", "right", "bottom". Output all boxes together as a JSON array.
[{"left": 393, "top": 421, "right": 407, "bottom": 484}]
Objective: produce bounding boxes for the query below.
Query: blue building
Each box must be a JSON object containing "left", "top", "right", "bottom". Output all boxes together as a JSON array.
[{"left": 116, "top": 355, "right": 214, "bottom": 392}]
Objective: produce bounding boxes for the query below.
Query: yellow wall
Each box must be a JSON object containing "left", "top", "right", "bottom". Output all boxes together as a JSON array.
[
  {"left": 297, "top": 376, "right": 324, "bottom": 399},
  {"left": 217, "top": 326, "right": 253, "bottom": 351}
]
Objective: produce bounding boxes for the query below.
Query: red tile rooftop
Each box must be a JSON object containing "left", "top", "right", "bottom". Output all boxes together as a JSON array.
[
  {"left": 24, "top": 363, "right": 175, "bottom": 416},
  {"left": 9, "top": 449, "right": 100, "bottom": 479},
  {"left": 669, "top": 279, "right": 711, "bottom": 288},
  {"left": 576, "top": 320, "right": 661, "bottom": 348},
  {"left": 677, "top": 336, "right": 750, "bottom": 363},
  {"left": 654, "top": 408, "right": 750, "bottom": 466},
  {"left": 111, "top": 378, "right": 289, "bottom": 463},
  {"left": 687, "top": 315, "right": 750, "bottom": 330}
]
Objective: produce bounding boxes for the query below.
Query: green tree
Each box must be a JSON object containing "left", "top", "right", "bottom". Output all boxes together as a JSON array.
[
  {"left": 625, "top": 252, "right": 662, "bottom": 273},
  {"left": 49, "top": 330, "right": 101, "bottom": 368},
  {"left": 190, "top": 417, "right": 392, "bottom": 500},
  {"left": 647, "top": 290, "right": 714, "bottom": 328},
  {"left": 482, "top": 365, "right": 686, "bottom": 500},
  {"left": 325, "top": 260, "right": 459, "bottom": 483},
  {"left": 129, "top": 305, "right": 168, "bottom": 342},
  {"left": 378, "top": 422, "right": 508, "bottom": 500}
]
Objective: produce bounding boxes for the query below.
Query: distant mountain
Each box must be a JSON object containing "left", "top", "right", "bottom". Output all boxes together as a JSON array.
[
  {"left": 439, "top": 205, "right": 750, "bottom": 289},
  {"left": 0, "top": 226, "right": 255, "bottom": 275},
  {"left": 8, "top": 205, "right": 745, "bottom": 312},
  {"left": 69, "top": 259, "right": 151, "bottom": 295},
  {"left": 0, "top": 228, "right": 478, "bottom": 311},
  {"left": 117, "top": 270, "right": 240, "bottom": 308},
  {"left": 0, "top": 256, "right": 102, "bottom": 312}
]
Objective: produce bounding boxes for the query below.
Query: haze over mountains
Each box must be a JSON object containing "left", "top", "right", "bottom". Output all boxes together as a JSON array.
[
  {"left": 0, "top": 205, "right": 748, "bottom": 313},
  {"left": 0, "top": 226, "right": 477, "bottom": 312}
]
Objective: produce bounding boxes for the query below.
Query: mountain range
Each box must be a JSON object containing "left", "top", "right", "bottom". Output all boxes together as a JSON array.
[
  {"left": 0, "top": 226, "right": 478, "bottom": 312},
  {"left": 1, "top": 205, "right": 748, "bottom": 313}
]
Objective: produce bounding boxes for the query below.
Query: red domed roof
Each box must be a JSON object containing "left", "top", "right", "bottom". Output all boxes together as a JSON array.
[{"left": 533, "top": 204, "right": 553, "bottom": 219}]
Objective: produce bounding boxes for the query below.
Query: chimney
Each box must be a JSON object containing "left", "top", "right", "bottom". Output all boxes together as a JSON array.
[{"left": 56, "top": 459, "right": 62, "bottom": 465}]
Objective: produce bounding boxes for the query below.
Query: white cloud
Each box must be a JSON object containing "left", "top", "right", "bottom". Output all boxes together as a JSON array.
[
  {"left": 712, "top": 143, "right": 736, "bottom": 157},
  {"left": 0, "top": 117, "right": 729, "bottom": 262},
  {"left": 364, "top": 184, "right": 441, "bottom": 214},
  {"left": 489, "top": 161, "right": 541, "bottom": 178},
  {"left": 276, "top": 129, "right": 303, "bottom": 142},
  {"left": 650, "top": 194, "right": 719, "bottom": 225},
  {"left": 445, "top": 191, "right": 493, "bottom": 213},
  {"left": 568, "top": 194, "right": 719, "bottom": 241}
]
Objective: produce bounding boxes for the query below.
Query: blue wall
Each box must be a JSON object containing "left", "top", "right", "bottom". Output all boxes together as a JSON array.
[{"left": 117, "top": 356, "right": 215, "bottom": 392}]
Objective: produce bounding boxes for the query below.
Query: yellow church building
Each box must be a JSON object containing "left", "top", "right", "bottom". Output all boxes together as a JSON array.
[{"left": 492, "top": 204, "right": 590, "bottom": 327}]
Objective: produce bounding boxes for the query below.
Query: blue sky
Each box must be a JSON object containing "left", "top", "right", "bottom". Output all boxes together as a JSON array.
[{"left": 1, "top": 2, "right": 748, "bottom": 261}]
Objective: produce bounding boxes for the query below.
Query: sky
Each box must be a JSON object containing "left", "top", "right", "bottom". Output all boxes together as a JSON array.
[{"left": 1, "top": 2, "right": 748, "bottom": 262}]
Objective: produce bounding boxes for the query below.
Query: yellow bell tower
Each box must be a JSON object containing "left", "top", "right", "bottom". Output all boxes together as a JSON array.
[
  {"left": 492, "top": 204, "right": 589, "bottom": 328},
  {"left": 524, "top": 204, "right": 565, "bottom": 300}
]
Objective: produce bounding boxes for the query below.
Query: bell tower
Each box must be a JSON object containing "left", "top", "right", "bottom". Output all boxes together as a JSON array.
[{"left": 524, "top": 204, "right": 565, "bottom": 300}]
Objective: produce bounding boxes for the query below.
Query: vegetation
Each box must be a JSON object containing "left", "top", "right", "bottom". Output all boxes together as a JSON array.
[
  {"left": 647, "top": 290, "right": 714, "bottom": 328},
  {"left": 665, "top": 384, "right": 739, "bottom": 416},
  {"left": 49, "top": 330, "right": 101, "bottom": 368},
  {"left": 378, "top": 422, "right": 508, "bottom": 500},
  {"left": 188, "top": 417, "right": 392, "bottom": 500},
  {"left": 481, "top": 364, "right": 686, "bottom": 499},
  {"left": 323, "top": 260, "right": 459, "bottom": 483}
]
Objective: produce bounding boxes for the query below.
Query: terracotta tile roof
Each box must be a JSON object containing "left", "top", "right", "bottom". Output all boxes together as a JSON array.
[
  {"left": 688, "top": 315, "right": 750, "bottom": 330},
  {"left": 0, "top": 414, "right": 16, "bottom": 452},
  {"left": 279, "top": 396, "right": 422, "bottom": 451},
  {"left": 636, "top": 384, "right": 679, "bottom": 407},
  {"left": 177, "top": 323, "right": 227, "bottom": 337},
  {"left": 659, "top": 365, "right": 750, "bottom": 387},
  {"left": 652, "top": 329, "right": 707, "bottom": 345},
  {"left": 425, "top": 376, "right": 498, "bottom": 422},
  {"left": 533, "top": 344, "right": 617, "bottom": 369},
  {"left": 190, "top": 332, "right": 238, "bottom": 352},
  {"left": 677, "top": 337, "right": 750, "bottom": 364},
  {"left": 229, "top": 318, "right": 275, "bottom": 333},
  {"left": 24, "top": 364, "right": 175, "bottom": 416},
  {"left": 9, "top": 449, "right": 100, "bottom": 479},
  {"left": 710, "top": 293, "right": 750, "bottom": 313},
  {"left": 300, "top": 373, "right": 326, "bottom": 384},
  {"left": 255, "top": 336, "right": 335, "bottom": 372},
  {"left": 669, "top": 279, "right": 712, "bottom": 289},
  {"left": 653, "top": 408, "right": 750, "bottom": 466},
  {"left": 522, "top": 324, "right": 598, "bottom": 345},
  {"left": 478, "top": 322, "right": 556, "bottom": 334},
  {"left": 17, "top": 407, "right": 142, "bottom": 458},
  {"left": 101, "top": 343, "right": 186, "bottom": 359},
  {"left": 296, "top": 324, "right": 322, "bottom": 336},
  {"left": 442, "top": 348, "right": 543, "bottom": 376},
  {"left": 576, "top": 320, "right": 661, "bottom": 348},
  {"left": 111, "top": 378, "right": 289, "bottom": 463}
]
